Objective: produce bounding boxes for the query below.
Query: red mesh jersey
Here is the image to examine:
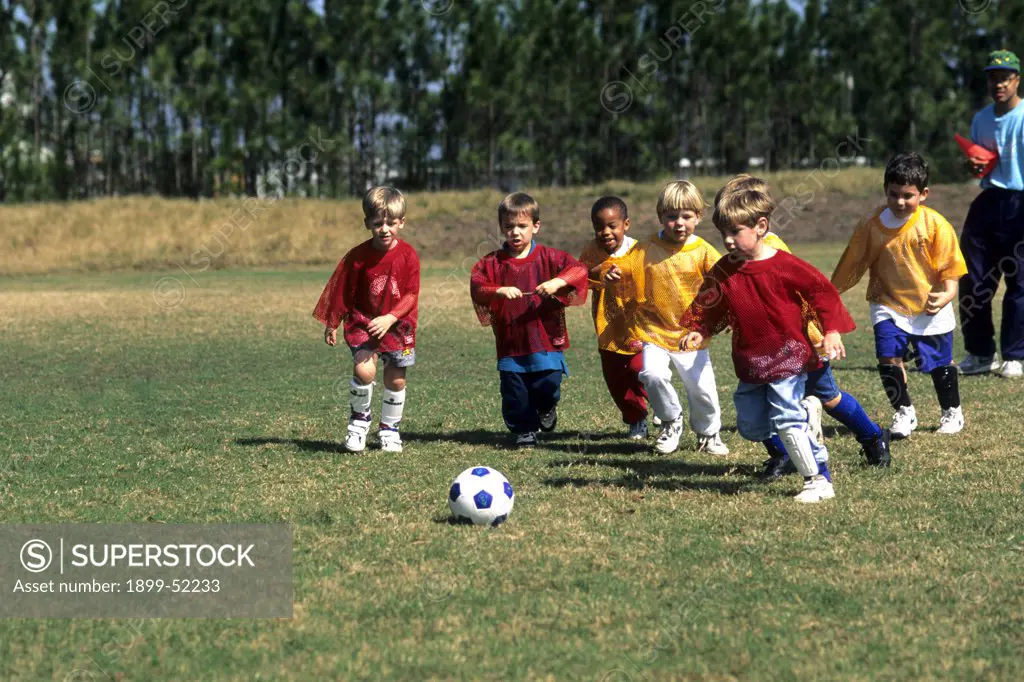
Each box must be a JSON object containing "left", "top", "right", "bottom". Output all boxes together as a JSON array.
[
  {"left": 313, "top": 238, "right": 420, "bottom": 351},
  {"left": 470, "top": 243, "right": 589, "bottom": 358},
  {"left": 683, "top": 250, "right": 855, "bottom": 384}
]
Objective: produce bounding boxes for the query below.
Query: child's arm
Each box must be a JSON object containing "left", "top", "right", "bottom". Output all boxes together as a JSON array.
[
  {"left": 536, "top": 253, "right": 588, "bottom": 304},
  {"left": 819, "top": 331, "right": 846, "bottom": 360},
  {"left": 926, "top": 279, "right": 959, "bottom": 315},
  {"left": 926, "top": 214, "right": 968, "bottom": 314},
  {"left": 679, "top": 267, "right": 730, "bottom": 349},
  {"left": 579, "top": 245, "right": 607, "bottom": 291},
  {"left": 367, "top": 250, "right": 421, "bottom": 339},
  {"left": 313, "top": 255, "right": 353, "bottom": 340},
  {"left": 793, "top": 259, "right": 857, "bottom": 357},
  {"left": 830, "top": 217, "right": 875, "bottom": 294},
  {"left": 469, "top": 255, "right": 520, "bottom": 325}
]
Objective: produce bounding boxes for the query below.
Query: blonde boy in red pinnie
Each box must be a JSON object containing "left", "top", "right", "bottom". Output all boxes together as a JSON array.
[{"left": 314, "top": 186, "right": 420, "bottom": 454}]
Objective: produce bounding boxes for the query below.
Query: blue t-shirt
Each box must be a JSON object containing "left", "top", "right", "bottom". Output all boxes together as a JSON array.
[
  {"left": 497, "top": 351, "right": 568, "bottom": 375},
  {"left": 972, "top": 102, "right": 1024, "bottom": 190}
]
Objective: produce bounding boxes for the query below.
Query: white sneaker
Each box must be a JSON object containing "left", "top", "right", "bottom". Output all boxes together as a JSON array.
[
  {"left": 379, "top": 428, "right": 403, "bottom": 452},
  {"left": 794, "top": 475, "right": 835, "bottom": 503},
  {"left": 696, "top": 432, "right": 730, "bottom": 455},
  {"left": 890, "top": 405, "right": 918, "bottom": 439},
  {"left": 999, "top": 359, "right": 1023, "bottom": 379},
  {"left": 345, "top": 418, "right": 371, "bottom": 452},
  {"left": 627, "top": 420, "right": 648, "bottom": 440},
  {"left": 801, "top": 395, "right": 824, "bottom": 445},
  {"left": 936, "top": 406, "right": 965, "bottom": 434},
  {"left": 958, "top": 353, "right": 1000, "bottom": 375},
  {"left": 654, "top": 417, "right": 683, "bottom": 454}
]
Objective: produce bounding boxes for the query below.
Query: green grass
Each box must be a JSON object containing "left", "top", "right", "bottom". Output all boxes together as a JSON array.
[{"left": 1, "top": 247, "right": 1023, "bottom": 681}]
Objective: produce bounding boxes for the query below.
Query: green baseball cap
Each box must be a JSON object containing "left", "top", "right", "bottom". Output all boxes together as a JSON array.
[{"left": 985, "top": 49, "right": 1020, "bottom": 73}]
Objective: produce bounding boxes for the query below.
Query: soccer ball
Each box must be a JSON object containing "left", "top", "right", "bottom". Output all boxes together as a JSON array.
[{"left": 448, "top": 466, "right": 514, "bottom": 527}]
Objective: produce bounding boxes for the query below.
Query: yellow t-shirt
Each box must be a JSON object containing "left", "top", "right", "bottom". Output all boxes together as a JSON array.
[
  {"left": 578, "top": 237, "right": 640, "bottom": 354},
  {"left": 763, "top": 231, "right": 791, "bottom": 253},
  {"left": 617, "top": 234, "right": 722, "bottom": 352},
  {"left": 831, "top": 205, "right": 968, "bottom": 316}
]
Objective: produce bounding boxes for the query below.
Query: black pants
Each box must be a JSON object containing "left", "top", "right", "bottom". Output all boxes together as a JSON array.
[{"left": 958, "top": 188, "right": 1024, "bottom": 360}]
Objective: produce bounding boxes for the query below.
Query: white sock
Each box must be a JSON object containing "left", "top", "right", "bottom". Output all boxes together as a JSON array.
[
  {"left": 779, "top": 427, "right": 817, "bottom": 478},
  {"left": 350, "top": 380, "right": 373, "bottom": 419},
  {"left": 380, "top": 388, "right": 406, "bottom": 429}
]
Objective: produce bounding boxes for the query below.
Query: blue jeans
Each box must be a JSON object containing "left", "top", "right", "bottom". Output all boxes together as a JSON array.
[
  {"left": 805, "top": 361, "right": 841, "bottom": 403},
  {"left": 734, "top": 374, "right": 827, "bottom": 463},
  {"left": 499, "top": 370, "right": 562, "bottom": 434}
]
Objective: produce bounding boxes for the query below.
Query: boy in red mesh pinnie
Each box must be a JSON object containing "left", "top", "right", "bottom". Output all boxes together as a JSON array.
[
  {"left": 314, "top": 186, "right": 420, "bottom": 454},
  {"left": 470, "top": 192, "right": 589, "bottom": 449},
  {"left": 681, "top": 187, "right": 856, "bottom": 503}
]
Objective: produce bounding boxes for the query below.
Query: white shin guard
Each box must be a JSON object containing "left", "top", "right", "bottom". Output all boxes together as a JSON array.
[
  {"left": 380, "top": 388, "right": 406, "bottom": 429},
  {"left": 779, "top": 427, "right": 818, "bottom": 478},
  {"left": 350, "top": 379, "right": 373, "bottom": 417}
]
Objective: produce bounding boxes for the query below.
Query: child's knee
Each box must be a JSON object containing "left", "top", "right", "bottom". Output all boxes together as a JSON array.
[
  {"left": 736, "top": 420, "right": 769, "bottom": 442},
  {"left": 383, "top": 366, "right": 407, "bottom": 391},
  {"left": 638, "top": 366, "right": 671, "bottom": 386},
  {"left": 352, "top": 353, "right": 377, "bottom": 384}
]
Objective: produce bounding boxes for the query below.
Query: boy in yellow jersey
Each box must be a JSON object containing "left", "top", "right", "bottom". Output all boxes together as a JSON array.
[
  {"left": 606, "top": 181, "right": 728, "bottom": 455},
  {"left": 715, "top": 176, "right": 891, "bottom": 477},
  {"left": 832, "top": 153, "right": 968, "bottom": 437},
  {"left": 579, "top": 197, "right": 650, "bottom": 439}
]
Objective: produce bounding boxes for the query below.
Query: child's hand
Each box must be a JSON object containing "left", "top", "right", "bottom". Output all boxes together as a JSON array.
[
  {"left": 324, "top": 327, "right": 338, "bottom": 346},
  {"left": 535, "top": 278, "right": 567, "bottom": 298},
  {"left": 925, "top": 289, "right": 955, "bottom": 315},
  {"left": 968, "top": 155, "right": 989, "bottom": 176},
  {"left": 820, "top": 331, "right": 846, "bottom": 360},
  {"left": 367, "top": 314, "right": 397, "bottom": 339},
  {"left": 680, "top": 331, "right": 704, "bottom": 351},
  {"left": 604, "top": 265, "right": 622, "bottom": 282},
  {"left": 497, "top": 287, "right": 523, "bottom": 300}
]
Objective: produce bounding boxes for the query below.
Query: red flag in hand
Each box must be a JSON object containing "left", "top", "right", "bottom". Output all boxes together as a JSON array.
[{"left": 955, "top": 133, "right": 998, "bottom": 177}]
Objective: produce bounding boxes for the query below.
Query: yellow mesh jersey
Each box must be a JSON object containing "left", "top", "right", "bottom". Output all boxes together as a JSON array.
[
  {"left": 831, "top": 205, "right": 968, "bottom": 316},
  {"left": 764, "top": 232, "right": 824, "bottom": 348},
  {"left": 579, "top": 238, "right": 640, "bottom": 354},
  {"left": 763, "top": 231, "right": 791, "bottom": 253},
  {"left": 618, "top": 234, "right": 721, "bottom": 351}
]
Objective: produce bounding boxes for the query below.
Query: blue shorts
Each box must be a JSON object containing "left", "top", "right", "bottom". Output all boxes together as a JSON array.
[
  {"left": 805, "top": 362, "right": 841, "bottom": 403},
  {"left": 873, "top": 319, "right": 952, "bottom": 373}
]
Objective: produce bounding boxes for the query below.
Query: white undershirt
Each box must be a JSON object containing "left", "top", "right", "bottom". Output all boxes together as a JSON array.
[
  {"left": 612, "top": 235, "right": 637, "bottom": 258},
  {"left": 869, "top": 208, "right": 956, "bottom": 336}
]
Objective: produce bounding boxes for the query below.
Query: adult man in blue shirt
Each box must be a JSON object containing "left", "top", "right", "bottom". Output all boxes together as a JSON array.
[{"left": 959, "top": 50, "right": 1024, "bottom": 379}]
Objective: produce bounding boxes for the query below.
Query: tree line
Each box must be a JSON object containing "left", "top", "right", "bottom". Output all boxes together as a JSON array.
[{"left": 0, "top": 0, "right": 1019, "bottom": 202}]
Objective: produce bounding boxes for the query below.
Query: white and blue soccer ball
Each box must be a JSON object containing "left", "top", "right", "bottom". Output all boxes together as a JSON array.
[{"left": 448, "top": 466, "right": 514, "bottom": 527}]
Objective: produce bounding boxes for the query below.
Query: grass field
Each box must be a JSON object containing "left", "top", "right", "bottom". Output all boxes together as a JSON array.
[{"left": 1, "top": 238, "right": 1022, "bottom": 681}]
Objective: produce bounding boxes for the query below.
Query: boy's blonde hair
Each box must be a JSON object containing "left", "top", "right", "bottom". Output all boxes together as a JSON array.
[
  {"left": 498, "top": 192, "right": 540, "bottom": 224},
  {"left": 713, "top": 174, "right": 769, "bottom": 207},
  {"left": 713, "top": 187, "right": 776, "bottom": 231},
  {"left": 656, "top": 180, "right": 705, "bottom": 217},
  {"left": 362, "top": 186, "right": 406, "bottom": 221}
]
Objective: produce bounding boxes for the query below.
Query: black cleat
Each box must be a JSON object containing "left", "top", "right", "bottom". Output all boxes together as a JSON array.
[
  {"left": 861, "top": 427, "right": 891, "bottom": 467},
  {"left": 760, "top": 456, "right": 797, "bottom": 481},
  {"left": 539, "top": 407, "right": 558, "bottom": 432},
  {"left": 514, "top": 432, "right": 537, "bottom": 449}
]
